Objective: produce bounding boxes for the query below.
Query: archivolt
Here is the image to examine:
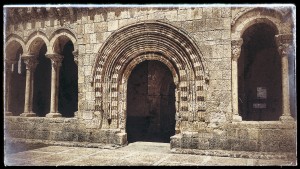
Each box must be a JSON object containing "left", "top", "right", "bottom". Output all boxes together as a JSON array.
[
  {"left": 231, "top": 7, "right": 288, "bottom": 38},
  {"left": 92, "top": 20, "right": 209, "bottom": 129},
  {"left": 92, "top": 20, "right": 208, "bottom": 84},
  {"left": 49, "top": 28, "right": 78, "bottom": 54},
  {"left": 5, "top": 34, "right": 26, "bottom": 60},
  {"left": 25, "top": 31, "right": 50, "bottom": 55}
]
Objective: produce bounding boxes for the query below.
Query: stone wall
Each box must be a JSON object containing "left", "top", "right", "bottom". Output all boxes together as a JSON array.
[
  {"left": 171, "top": 121, "right": 296, "bottom": 152},
  {"left": 4, "top": 117, "right": 126, "bottom": 145}
]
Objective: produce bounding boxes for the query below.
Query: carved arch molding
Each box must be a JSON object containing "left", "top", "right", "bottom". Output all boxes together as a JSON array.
[{"left": 92, "top": 21, "right": 209, "bottom": 131}]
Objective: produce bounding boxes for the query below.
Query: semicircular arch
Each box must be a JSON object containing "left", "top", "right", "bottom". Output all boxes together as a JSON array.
[
  {"left": 25, "top": 31, "right": 50, "bottom": 55},
  {"left": 93, "top": 21, "right": 209, "bottom": 130},
  {"left": 231, "top": 7, "right": 290, "bottom": 39},
  {"left": 49, "top": 28, "right": 78, "bottom": 54},
  {"left": 5, "top": 34, "right": 26, "bottom": 61}
]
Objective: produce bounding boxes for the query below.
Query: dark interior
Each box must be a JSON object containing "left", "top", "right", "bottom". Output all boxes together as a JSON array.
[
  {"left": 238, "top": 23, "right": 282, "bottom": 121},
  {"left": 126, "top": 60, "right": 176, "bottom": 143},
  {"left": 58, "top": 40, "right": 78, "bottom": 117},
  {"left": 10, "top": 47, "right": 26, "bottom": 116},
  {"left": 33, "top": 44, "right": 51, "bottom": 117}
]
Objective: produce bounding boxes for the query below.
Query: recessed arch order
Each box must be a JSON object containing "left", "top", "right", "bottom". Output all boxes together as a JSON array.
[{"left": 91, "top": 20, "right": 209, "bottom": 131}]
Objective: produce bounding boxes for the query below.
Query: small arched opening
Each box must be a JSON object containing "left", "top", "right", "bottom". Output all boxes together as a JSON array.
[
  {"left": 32, "top": 43, "right": 51, "bottom": 117},
  {"left": 9, "top": 47, "right": 26, "bottom": 116},
  {"left": 58, "top": 40, "right": 78, "bottom": 117},
  {"left": 238, "top": 23, "right": 282, "bottom": 121}
]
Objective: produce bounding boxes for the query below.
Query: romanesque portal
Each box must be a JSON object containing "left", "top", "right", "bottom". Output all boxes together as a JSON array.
[{"left": 4, "top": 6, "right": 296, "bottom": 155}]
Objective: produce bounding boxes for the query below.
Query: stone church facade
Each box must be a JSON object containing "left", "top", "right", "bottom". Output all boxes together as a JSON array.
[{"left": 4, "top": 5, "right": 296, "bottom": 154}]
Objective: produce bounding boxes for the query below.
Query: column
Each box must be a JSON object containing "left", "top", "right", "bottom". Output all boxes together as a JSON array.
[
  {"left": 4, "top": 59, "right": 17, "bottom": 116},
  {"left": 231, "top": 38, "right": 243, "bottom": 122},
  {"left": 45, "top": 53, "right": 64, "bottom": 118},
  {"left": 20, "top": 54, "right": 38, "bottom": 117},
  {"left": 275, "top": 34, "right": 294, "bottom": 122}
]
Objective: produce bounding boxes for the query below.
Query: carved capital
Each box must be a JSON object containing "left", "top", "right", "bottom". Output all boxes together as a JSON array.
[
  {"left": 5, "top": 58, "right": 17, "bottom": 65},
  {"left": 22, "top": 54, "right": 38, "bottom": 71},
  {"left": 275, "top": 34, "right": 293, "bottom": 58},
  {"left": 36, "top": 7, "right": 46, "bottom": 20},
  {"left": 46, "top": 8, "right": 57, "bottom": 18},
  {"left": 231, "top": 38, "right": 243, "bottom": 61},
  {"left": 46, "top": 53, "right": 64, "bottom": 69},
  {"left": 72, "top": 49, "right": 78, "bottom": 65},
  {"left": 5, "top": 59, "right": 17, "bottom": 72}
]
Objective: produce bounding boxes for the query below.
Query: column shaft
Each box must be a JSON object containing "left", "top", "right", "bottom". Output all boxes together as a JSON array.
[
  {"left": 281, "top": 56, "right": 290, "bottom": 117},
  {"left": 46, "top": 53, "right": 64, "bottom": 118},
  {"left": 231, "top": 39, "right": 243, "bottom": 122},
  {"left": 20, "top": 55, "right": 37, "bottom": 117},
  {"left": 275, "top": 34, "right": 294, "bottom": 122},
  {"left": 232, "top": 60, "right": 238, "bottom": 115}
]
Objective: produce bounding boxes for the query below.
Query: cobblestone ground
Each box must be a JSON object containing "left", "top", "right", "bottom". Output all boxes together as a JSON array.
[{"left": 4, "top": 142, "right": 297, "bottom": 166}]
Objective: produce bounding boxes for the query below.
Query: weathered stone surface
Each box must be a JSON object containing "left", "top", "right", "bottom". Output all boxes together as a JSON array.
[{"left": 3, "top": 5, "right": 296, "bottom": 158}]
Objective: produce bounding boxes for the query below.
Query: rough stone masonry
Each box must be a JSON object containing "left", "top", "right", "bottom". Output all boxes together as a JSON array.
[{"left": 4, "top": 5, "right": 296, "bottom": 156}]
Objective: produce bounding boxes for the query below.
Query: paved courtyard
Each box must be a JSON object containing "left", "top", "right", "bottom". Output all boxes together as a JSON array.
[{"left": 4, "top": 142, "right": 296, "bottom": 166}]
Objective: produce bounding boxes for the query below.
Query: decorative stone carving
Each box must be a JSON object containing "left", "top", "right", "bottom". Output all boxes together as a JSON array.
[
  {"left": 46, "top": 8, "right": 58, "bottom": 18},
  {"left": 36, "top": 7, "right": 46, "bottom": 19},
  {"left": 6, "top": 7, "right": 78, "bottom": 26},
  {"left": 46, "top": 53, "right": 64, "bottom": 69},
  {"left": 22, "top": 54, "right": 39, "bottom": 71},
  {"left": 275, "top": 34, "right": 293, "bottom": 57},
  {"left": 72, "top": 49, "right": 78, "bottom": 65},
  {"left": 275, "top": 34, "right": 294, "bottom": 122},
  {"left": 5, "top": 59, "right": 17, "bottom": 69},
  {"left": 231, "top": 39, "right": 243, "bottom": 122},
  {"left": 231, "top": 38, "right": 243, "bottom": 61},
  {"left": 20, "top": 54, "right": 37, "bottom": 117}
]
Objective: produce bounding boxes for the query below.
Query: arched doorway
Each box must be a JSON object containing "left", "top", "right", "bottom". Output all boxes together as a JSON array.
[
  {"left": 58, "top": 40, "right": 78, "bottom": 117},
  {"left": 126, "top": 60, "right": 176, "bottom": 143},
  {"left": 238, "top": 23, "right": 282, "bottom": 121}
]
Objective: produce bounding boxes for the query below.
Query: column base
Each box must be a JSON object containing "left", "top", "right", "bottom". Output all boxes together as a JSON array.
[
  {"left": 46, "top": 112, "right": 62, "bottom": 118},
  {"left": 232, "top": 114, "right": 242, "bottom": 122},
  {"left": 280, "top": 115, "right": 294, "bottom": 122},
  {"left": 5, "top": 112, "right": 13, "bottom": 116},
  {"left": 20, "top": 112, "right": 36, "bottom": 117}
]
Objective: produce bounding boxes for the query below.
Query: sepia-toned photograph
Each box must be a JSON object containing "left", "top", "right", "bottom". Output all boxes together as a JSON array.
[{"left": 3, "top": 4, "right": 297, "bottom": 166}]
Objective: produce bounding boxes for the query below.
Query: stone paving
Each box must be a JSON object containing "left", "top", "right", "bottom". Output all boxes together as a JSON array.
[{"left": 4, "top": 142, "right": 297, "bottom": 166}]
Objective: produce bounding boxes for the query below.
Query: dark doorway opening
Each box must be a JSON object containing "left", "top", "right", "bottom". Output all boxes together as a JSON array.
[
  {"left": 126, "top": 60, "right": 176, "bottom": 143},
  {"left": 238, "top": 23, "right": 282, "bottom": 121},
  {"left": 58, "top": 41, "right": 78, "bottom": 117},
  {"left": 33, "top": 44, "right": 51, "bottom": 117},
  {"left": 10, "top": 47, "right": 26, "bottom": 116}
]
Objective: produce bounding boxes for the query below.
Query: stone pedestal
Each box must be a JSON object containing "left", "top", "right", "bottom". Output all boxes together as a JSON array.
[
  {"left": 232, "top": 114, "right": 242, "bottom": 122},
  {"left": 46, "top": 113, "right": 62, "bottom": 118}
]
